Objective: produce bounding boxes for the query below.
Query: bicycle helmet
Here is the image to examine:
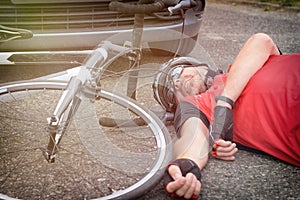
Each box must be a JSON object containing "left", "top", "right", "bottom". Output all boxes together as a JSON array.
[{"left": 153, "top": 57, "right": 223, "bottom": 112}]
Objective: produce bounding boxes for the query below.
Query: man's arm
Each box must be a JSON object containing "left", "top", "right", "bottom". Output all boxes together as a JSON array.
[
  {"left": 211, "top": 33, "right": 281, "bottom": 152},
  {"left": 165, "top": 116, "right": 238, "bottom": 198},
  {"left": 220, "top": 33, "right": 280, "bottom": 106},
  {"left": 165, "top": 117, "right": 209, "bottom": 199},
  {"left": 174, "top": 117, "right": 209, "bottom": 168}
]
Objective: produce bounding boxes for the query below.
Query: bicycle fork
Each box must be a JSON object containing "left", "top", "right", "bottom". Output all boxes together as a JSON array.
[
  {"left": 42, "top": 44, "right": 109, "bottom": 163},
  {"left": 42, "top": 42, "right": 127, "bottom": 163},
  {"left": 43, "top": 77, "right": 82, "bottom": 163}
]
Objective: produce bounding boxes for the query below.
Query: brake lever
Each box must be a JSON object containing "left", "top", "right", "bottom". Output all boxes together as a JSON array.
[
  {"left": 0, "top": 25, "right": 33, "bottom": 43},
  {"left": 168, "top": 0, "right": 197, "bottom": 14}
]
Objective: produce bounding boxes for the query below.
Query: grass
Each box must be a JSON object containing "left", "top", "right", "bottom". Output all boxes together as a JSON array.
[
  {"left": 258, "top": 0, "right": 300, "bottom": 7},
  {"left": 210, "top": 0, "right": 300, "bottom": 8},
  {"left": 207, "top": 0, "right": 300, "bottom": 11}
]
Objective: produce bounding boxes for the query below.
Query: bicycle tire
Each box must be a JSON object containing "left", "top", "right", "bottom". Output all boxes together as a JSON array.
[{"left": 0, "top": 80, "right": 172, "bottom": 200}]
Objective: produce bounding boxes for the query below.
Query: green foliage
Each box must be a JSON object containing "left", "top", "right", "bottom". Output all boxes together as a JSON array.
[{"left": 259, "top": 0, "right": 299, "bottom": 7}]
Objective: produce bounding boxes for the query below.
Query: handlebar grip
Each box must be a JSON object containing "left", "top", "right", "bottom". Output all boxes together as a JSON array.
[{"left": 109, "top": 1, "right": 166, "bottom": 14}]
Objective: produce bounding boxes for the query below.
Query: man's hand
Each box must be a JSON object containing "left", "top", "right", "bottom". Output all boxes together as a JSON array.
[
  {"left": 211, "top": 139, "right": 238, "bottom": 161},
  {"left": 164, "top": 159, "right": 201, "bottom": 199}
]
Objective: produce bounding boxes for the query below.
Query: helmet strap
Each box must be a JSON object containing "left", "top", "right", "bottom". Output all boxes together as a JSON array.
[{"left": 205, "top": 68, "right": 223, "bottom": 89}]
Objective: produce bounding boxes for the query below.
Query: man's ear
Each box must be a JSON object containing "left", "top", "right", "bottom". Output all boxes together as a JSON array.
[
  {"left": 174, "top": 79, "right": 192, "bottom": 97},
  {"left": 174, "top": 79, "right": 182, "bottom": 90}
]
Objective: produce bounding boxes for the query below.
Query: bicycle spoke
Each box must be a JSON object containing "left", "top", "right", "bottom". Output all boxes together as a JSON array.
[{"left": 0, "top": 81, "right": 172, "bottom": 199}]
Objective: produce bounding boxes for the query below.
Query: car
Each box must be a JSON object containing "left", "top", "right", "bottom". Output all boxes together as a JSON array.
[
  {"left": 0, "top": 0, "right": 205, "bottom": 66},
  {"left": 0, "top": 0, "right": 205, "bottom": 53}
]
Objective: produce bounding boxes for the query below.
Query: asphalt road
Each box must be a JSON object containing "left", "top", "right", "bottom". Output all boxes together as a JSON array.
[
  {"left": 197, "top": 1, "right": 300, "bottom": 71},
  {"left": 0, "top": 2, "right": 299, "bottom": 200},
  {"left": 140, "top": 2, "right": 300, "bottom": 200}
]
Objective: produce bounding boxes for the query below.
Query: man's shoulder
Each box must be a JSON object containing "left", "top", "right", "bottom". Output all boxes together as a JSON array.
[{"left": 267, "top": 53, "right": 300, "bottom": 65}]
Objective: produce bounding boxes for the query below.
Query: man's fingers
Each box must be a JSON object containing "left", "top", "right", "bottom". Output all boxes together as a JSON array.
[
  {"left": 212, "top": 147, "right": 238, "bottom": 160},
  {"left": 182, "top": 173, "right": 201, "bottom": 199},
  {"left": 216, "top": 155, "right": 236, "bottom": 161},
  {"left": 217, "top": 143, "right": 237, "bottom": 153},
  {"left": 195, "top": 180, "right": 201, "bottom": 195},
  {"left": 166, "top": 177, "right": 186, "bottom": 193},
  {"left": 176, "top": 173, "right": 195, "bottom": 197},
  {"left": 166, "top": 172, "right": 201, "bottom": 198},
  {"left": 168, "top": 164, "right": 182, "bottom": 180},
  {"left": 214, "top": 139, "right": 237, "bottom": 154},
  {"left": 165, "top": 160, "right": 202, "bottom": 198},
  {"left": 166, "top": 164, "right": 185, "bottom": 193},
  {"left": 212, "top": 139, "right": 238, "bottom": 160},
  {"left": 218, "top": 146, "right": 238, "bottom": 156},
  {"left": 215, "top": 139, "right": 232, "bottom": 147}
]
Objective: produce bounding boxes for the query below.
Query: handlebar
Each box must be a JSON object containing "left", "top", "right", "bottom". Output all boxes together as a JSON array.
[
  {"left": 0, "top": 25, "right": 33, "bottom": 43},
  {"left": 109, "top": 0, "right": 197, "bottom": 15},
  {"left": 109, "top": 1, "right": 166, "bottom": 14}
]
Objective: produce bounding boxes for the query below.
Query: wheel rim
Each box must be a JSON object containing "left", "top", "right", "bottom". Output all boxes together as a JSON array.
[{"left": 0, "top": 81, "right": 172, "bottom": 200}]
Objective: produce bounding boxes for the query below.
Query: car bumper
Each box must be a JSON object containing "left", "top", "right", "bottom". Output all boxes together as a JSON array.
[{"left": 0, "top": 10, "right": 202, "bottom": 51}]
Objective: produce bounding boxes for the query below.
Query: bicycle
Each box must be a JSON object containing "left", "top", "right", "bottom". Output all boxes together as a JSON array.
[{"left": 0, "top": 0, "right": 202, "bottom": 199}]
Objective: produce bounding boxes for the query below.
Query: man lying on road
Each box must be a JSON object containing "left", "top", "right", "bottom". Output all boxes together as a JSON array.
[{"left": 152, "top": 33, "right": 300, "bottom": 199}]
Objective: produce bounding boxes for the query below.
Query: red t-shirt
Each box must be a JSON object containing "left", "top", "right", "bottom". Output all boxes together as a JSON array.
[{"left": 184, "top": 54, "right": 300, "bottom": 166}]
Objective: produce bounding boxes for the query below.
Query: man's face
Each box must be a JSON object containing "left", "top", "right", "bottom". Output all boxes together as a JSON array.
[{"left": 176, "top": 67, "right": 207, "bottom": 96}]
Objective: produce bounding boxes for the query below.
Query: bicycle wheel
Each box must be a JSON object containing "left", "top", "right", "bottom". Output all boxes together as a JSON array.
[{"left": 0, "top": 80, "right": 172, "bottom": 200}]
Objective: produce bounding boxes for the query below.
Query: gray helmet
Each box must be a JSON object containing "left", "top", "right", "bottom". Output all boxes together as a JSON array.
[{"left": 152, "top": 57, "right": 223, "bottom": 112}]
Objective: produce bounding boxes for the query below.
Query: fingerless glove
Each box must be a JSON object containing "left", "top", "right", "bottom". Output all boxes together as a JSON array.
[
  {"left": 163, "top": 158, "right": 201, "bottom": 199},
  {"left": 211, "top": 105, "right": 233, "bottom": 141}
]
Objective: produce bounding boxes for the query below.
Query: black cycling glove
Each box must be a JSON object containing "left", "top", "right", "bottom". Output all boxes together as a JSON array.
[
  {"left": 210, "top": 96, "right": 234, "bottom": 142},
  {"left": 163, "top": 158, "right": 201, "bottom": 199}
]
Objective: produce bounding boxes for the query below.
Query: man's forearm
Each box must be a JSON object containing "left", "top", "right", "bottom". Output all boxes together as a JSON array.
[
  {"left": 174, "top": 117, "right": 209, "bottom": 170},
  {"left": 221, "top": 33, "right": 280, "bottom": 103}
]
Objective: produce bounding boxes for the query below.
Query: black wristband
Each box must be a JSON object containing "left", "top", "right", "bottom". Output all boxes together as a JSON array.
[{"left": 215, "top": 96, "right": 235, "bottom": 108}]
